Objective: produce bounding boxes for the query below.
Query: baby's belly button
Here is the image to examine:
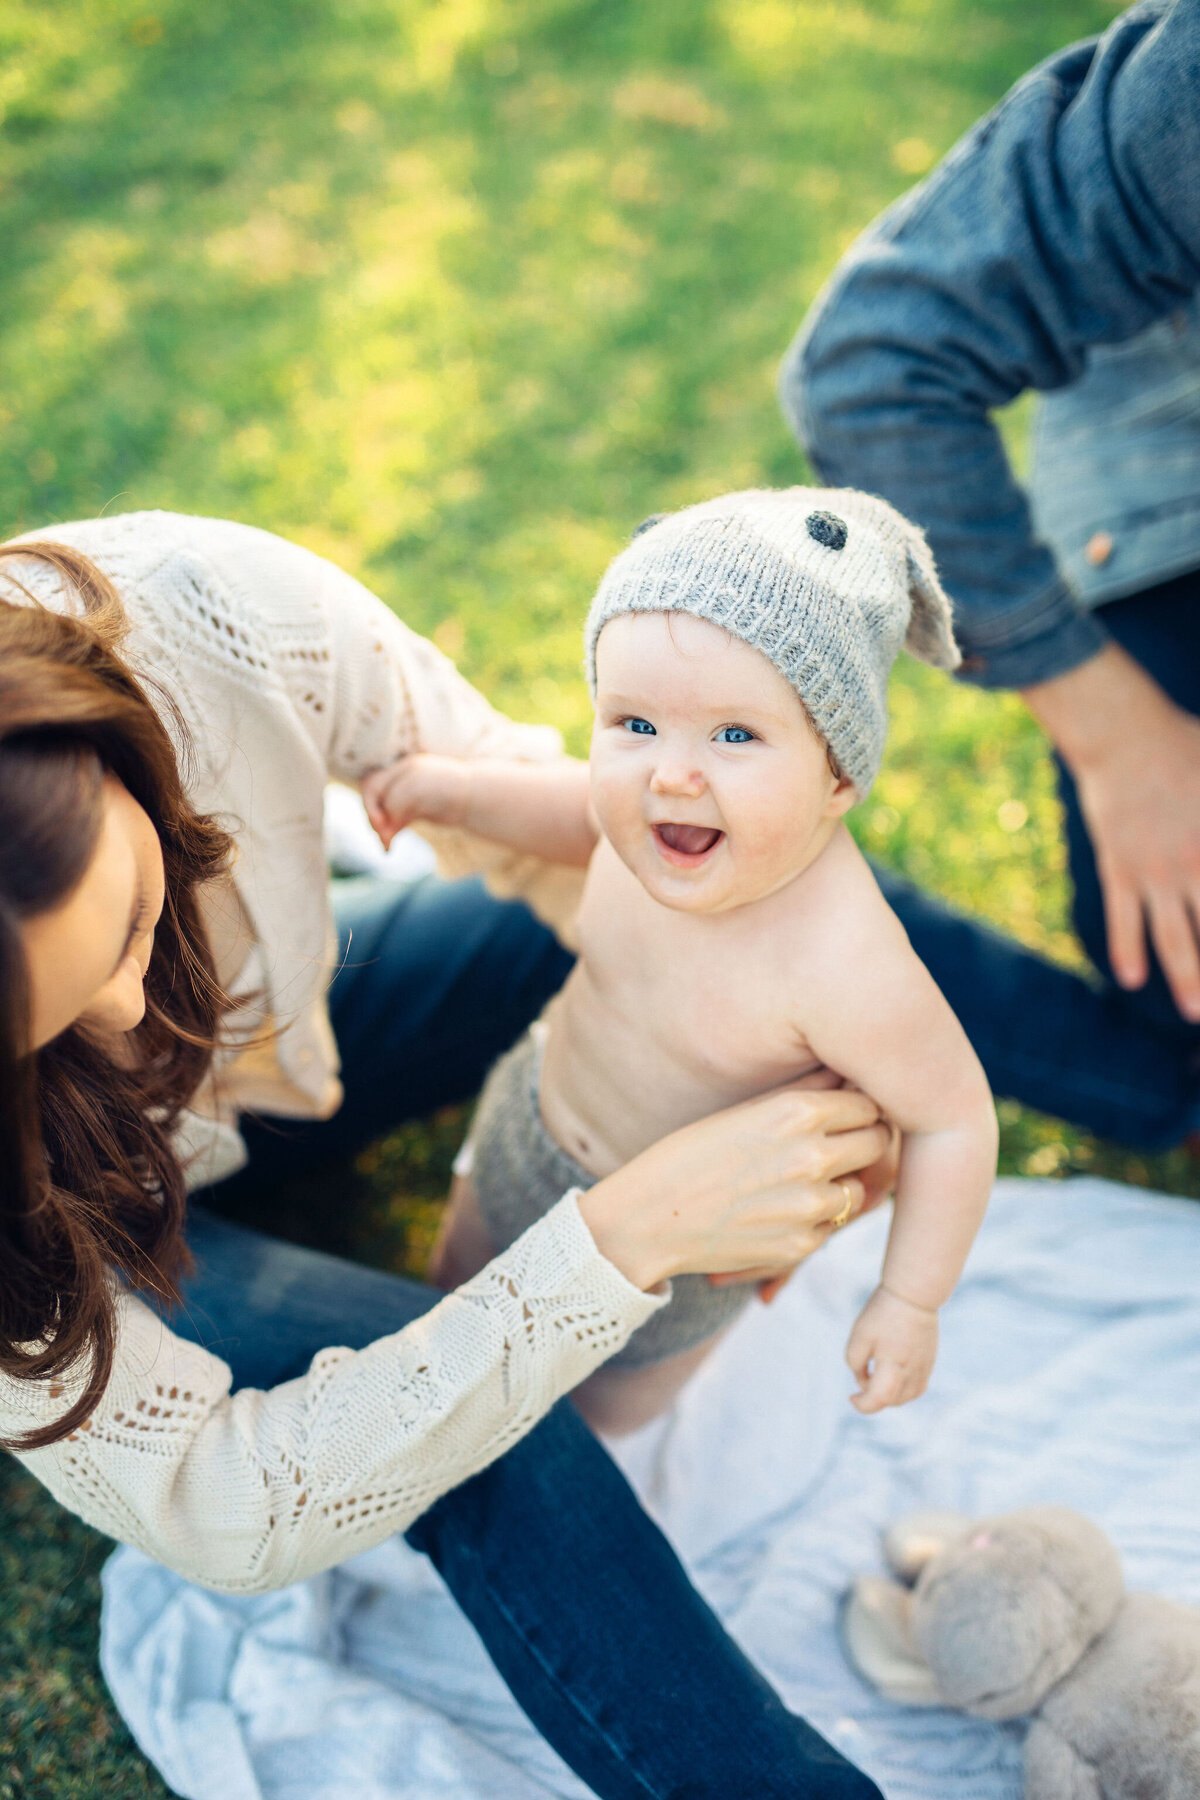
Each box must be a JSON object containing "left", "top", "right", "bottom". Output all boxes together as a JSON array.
[
  {"left": 567, "top": 1130, "right": 623, "bottom": 1180},
  {"left": 540, "top": 1092, "right": 619, "bottom": 1175},
  {"left": 559, "top": 1103, "right": 664, "bottom": 1173}
]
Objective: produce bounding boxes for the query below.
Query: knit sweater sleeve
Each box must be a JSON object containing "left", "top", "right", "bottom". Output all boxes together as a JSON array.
[
  {"left": 1, "top": 1197, "right": 664, "bottom": 1593},
  {"left": 262, "top": 536, "right": 561, "bottom": 778},
  {"left": 196, "top": 518, "right": 585, "bottom": 938}
]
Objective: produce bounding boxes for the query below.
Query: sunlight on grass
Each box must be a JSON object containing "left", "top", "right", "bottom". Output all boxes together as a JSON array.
[
  {"left": 0, "top": 4, "right": 1184, "bottom": 1786},
  {"left": 0, "top": 0, "right": 1178, "bottom": 1353}
]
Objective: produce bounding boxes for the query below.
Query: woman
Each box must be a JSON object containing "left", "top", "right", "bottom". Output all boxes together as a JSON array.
[{"left": 0, "top": 510, "right": 892, "bottom": 1799}]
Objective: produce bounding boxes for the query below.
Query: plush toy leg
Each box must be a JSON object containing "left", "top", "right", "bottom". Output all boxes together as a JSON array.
[
  {"left": 1024, "top": 1719, "right": 1102, "bottom": 1800},
  {"left": 840, "top": 1577, "right": 942, "bottom": 1706},
  {"left": 883, "top": 1510, "right": 975, "bottom": 1583}
]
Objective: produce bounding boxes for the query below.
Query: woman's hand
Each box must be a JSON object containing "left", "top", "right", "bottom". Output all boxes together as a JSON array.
[
  {"left": 576, "top": 1082, "right": 891, "bottom": 1293},
  {"left": 858, "top": 1117, "right": 902, "bottom": 1212},
  {"left": 708, "top": 1114, "right": 900, "bottom": 1304}
]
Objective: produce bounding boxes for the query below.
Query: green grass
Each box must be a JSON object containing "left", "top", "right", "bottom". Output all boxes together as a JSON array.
[{"left": 4, "top": 0, "right": 1192, "bottom": 1791}]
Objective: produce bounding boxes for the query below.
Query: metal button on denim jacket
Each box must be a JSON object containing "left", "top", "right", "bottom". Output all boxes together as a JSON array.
[{"left": 1032, "top": 292, "right": 1200, "bottom": 610}]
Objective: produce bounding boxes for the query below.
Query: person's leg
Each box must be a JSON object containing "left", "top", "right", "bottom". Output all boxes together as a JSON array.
[
  {"left": 427, "top": 1169, "right": 498, "bottom": 1290},
  {"left": 203, "top": 872, "right": 574, "bottom": 1204},
  {"left": 175, "top": 1204, "right": 437, "bottom": 1383},
  {"left": 173, "top": 1211, "right": 881, "bottom": 1800},
  {"left": 873, "top": 864, "right": 1199, "bottom": 1148},
  {"left": 410, "top": 1399, "right": 881, "bottom": 1800}
]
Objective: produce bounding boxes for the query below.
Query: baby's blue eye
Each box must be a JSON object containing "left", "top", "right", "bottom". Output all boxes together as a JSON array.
[
  {"left": 716, "top": 726, "right": 755, "bottom": 744},
  {"left": 623, "top": 717, "right": 656, "bottom": 735}
]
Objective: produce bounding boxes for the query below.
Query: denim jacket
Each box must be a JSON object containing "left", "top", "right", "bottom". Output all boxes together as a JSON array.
[{"left": 781, "top": 0, "right": 1200, "bottom": 688}]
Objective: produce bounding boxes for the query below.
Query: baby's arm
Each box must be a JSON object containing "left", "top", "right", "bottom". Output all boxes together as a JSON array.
[
  {"left": 802, "top": 861, "right": 998, "bottom": 1412},
  {"left": 363, "top": 752, "right": 598, "bottom": 867}
]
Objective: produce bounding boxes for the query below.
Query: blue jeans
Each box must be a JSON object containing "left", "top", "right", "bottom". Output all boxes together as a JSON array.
[
  {"left": 877, "top": 569, "right": 1200, "bottom": 1150},
  {"left": 184, "top": 877, "right": 880, "bottom": 1800}
]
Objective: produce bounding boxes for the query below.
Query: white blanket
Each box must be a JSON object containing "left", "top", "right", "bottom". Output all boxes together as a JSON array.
[{"left": 101, "top": 1178, "right": 1200, "bottom": 1799}]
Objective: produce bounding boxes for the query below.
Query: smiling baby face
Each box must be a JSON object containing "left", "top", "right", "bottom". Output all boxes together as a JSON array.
[{"left": 590, "top": 611, "right": 856, "bottom": 915}]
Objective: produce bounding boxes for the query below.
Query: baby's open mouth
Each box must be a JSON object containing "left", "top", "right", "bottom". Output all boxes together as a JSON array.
[{"left": 653, "top": 822, "right": 724, "bottom": 859}]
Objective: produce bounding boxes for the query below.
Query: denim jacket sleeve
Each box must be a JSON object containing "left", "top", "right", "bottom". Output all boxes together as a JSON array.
[{"left": 780, "top": 0, "right": 1200, "bottom": 689}]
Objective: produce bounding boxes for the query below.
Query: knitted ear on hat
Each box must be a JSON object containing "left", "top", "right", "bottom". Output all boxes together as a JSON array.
[{"left": 902, "top": 525, "right": 961, "bottom": 672}]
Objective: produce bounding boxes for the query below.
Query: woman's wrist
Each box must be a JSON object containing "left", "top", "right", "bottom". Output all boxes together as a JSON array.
[
  {"left": 575, "top": 1082, "right": 892, "bottom": 1296},
  {"left": 575, "top": 1174, "right": 672, "bottom": 1293}
]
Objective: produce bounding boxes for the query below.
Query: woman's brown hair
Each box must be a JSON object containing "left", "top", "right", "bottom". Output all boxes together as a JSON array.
[{"left": 0, "top": 541, "right": 235, "bottom": 1450}]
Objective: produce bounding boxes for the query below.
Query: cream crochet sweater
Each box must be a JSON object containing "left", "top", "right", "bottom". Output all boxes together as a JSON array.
[{"left": 0, "top": 512, "right": 660, "bottom": 1593}]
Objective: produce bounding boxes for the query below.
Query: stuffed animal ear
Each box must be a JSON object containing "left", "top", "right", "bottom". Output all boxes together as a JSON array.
[
  {"left": 903, "top": 525, "right": 961, "bottom": 672},
  {"left": 884, "top": 1510, "right": 976, "bottom": 1584},
  {"left": 840, "top": 1577, "right": 942, "bottom": 1707}
]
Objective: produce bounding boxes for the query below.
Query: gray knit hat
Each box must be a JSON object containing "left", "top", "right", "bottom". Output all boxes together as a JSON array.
[{"left": 584, "top": 486, "right": 960, "bottom": 797}]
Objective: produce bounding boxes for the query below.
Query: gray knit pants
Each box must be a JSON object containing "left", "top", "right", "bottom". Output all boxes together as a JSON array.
[{"left": 470, "top": 1028, "right": 754, "bottom": 1367}]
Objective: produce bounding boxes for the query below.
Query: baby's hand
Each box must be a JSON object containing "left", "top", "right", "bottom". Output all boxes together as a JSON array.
[
  {"left": 363, "top": 753, "right": 471, "bottom": 848},
  {"left": 845, "top": 1284, "right": 938, "bottom": 1414}
]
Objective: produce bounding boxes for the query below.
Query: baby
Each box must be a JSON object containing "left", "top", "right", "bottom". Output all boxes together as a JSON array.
[{"left": 366, "top": 489, "right": 998, "bottom": 1433}]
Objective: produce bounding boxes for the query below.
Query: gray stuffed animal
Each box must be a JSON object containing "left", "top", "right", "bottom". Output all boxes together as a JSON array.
[{"left": 841, "top": 1506, "right": 1200, "bottom": 1798}]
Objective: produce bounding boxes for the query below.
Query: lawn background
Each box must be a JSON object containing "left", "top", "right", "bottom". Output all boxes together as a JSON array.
[{"left": 1, "top": 1, "right": 1194, "bottom": 1793}]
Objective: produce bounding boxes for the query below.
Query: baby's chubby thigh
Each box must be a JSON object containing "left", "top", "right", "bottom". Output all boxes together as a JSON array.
[
  {"left": 448, "top": 1029, "right": 760, "bottom": 1375},
  {"left": 428, "top": 1171, "right": 497, "bottom": 1291},
  {"left": 429, "top": 1030, "right": 557, "bottom": 1290},
  {"left": 431, "top": 1136, "right": 738, "bottom": 1426},
  {"left": 574, "top": 1337, "right": 723, "bottom": 1436}
]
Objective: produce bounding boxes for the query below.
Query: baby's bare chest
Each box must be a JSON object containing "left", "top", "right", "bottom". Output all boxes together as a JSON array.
[{"left": 574, "top": 883, "right": 820, "bottom": 1093}]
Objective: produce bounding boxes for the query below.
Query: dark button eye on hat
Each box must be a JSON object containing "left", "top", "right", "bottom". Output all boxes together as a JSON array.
[
  {"left": 806, "top": 510, "right": 848, "bottom": 551},
  {"left": 585, "top": 486, "right": 961, "bottom": 801}
]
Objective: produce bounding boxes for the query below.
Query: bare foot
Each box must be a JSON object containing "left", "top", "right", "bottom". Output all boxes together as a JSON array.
[{"left": 428, "top": 1172, "right": 498, "bottom": 1290}]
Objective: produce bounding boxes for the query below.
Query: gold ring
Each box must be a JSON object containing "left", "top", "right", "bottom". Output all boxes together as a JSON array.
[{"left": 830, "top": 1182, "right": 855, "bottom": 1230}]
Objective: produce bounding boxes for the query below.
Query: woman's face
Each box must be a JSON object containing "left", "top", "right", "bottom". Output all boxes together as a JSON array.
[{"left": 22, "top": 775, "right": 166, "bottom": 1052}]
